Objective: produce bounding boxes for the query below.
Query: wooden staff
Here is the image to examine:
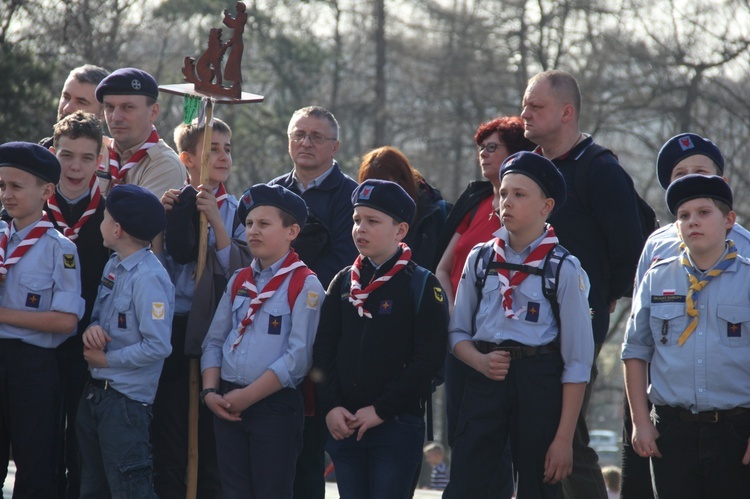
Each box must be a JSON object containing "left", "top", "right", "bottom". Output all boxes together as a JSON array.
[{"left": 186, "top": 98, "right": 214, "bottom": 499}]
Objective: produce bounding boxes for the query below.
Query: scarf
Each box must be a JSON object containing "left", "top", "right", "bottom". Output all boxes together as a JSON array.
[
  {"left": 0, "top": 214, "right": 54, "bottom": 275},
  {"left": 349, "top": 243, "right": 412, "bottom": 318},
  {"left": 46, "top": 177, "right": 101, "bottom": 241},
  {"left": 107, "top": 126, "right": 160, "bottom": 183}
]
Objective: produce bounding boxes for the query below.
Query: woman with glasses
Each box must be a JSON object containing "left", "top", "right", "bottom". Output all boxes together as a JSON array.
[{"left": 434, "top": 115, "right": 534, "bottom": 496}]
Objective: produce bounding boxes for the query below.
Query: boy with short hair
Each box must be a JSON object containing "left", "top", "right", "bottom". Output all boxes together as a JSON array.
[
  {"left": 443, "top": 151, "right": 594, "bottom": 499},
  {"left": 76, "top": 184, "right": 174, "bottom": 498},
  {"left": 47, "top": 110, "right": 111, "bottom": 498},
  {"left": 313, "top": 179, "right": 449, "bottom": 499},
  {"left": 623, "top": 174, "right": 750, "bottom": 498},
  {"left": 201, "top": 183, "right": 324, "bottom": 499},
  {"left": 0, "top": 142, "right": 85, "bottom": 497}
]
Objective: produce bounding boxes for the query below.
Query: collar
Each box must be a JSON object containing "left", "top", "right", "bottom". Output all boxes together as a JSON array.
[
  {"left": 535, "top": 134, "right": 592, "bottom": 161},
  {"left": 251, "top": 250, "right": 291, "bottom": 275},
  {"left": 10, "top": 217, "right": 42, "bottom": 240},
  {"left": 365, "top": 246, "right": 404, "bottom": 272},
  {"left": 293, "top": 163, "right": 335, "bottom": 192},
  {"left": 685, "top": 242, "right": 736, "bottom": 276},
  {"left": 493, "top": 225, "right": 552, "bottom": 258},
  {"left": 115, "top": 134, "right": 157, "bottom": 160},
  {"left": 56, "top": 186, "right": 90, "bottom": 205},
  {"left": 115, "top": 247, "right": 151, "bottom": 270}
]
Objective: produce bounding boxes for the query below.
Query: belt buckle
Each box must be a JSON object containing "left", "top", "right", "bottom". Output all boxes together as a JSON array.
[
  {"left": 502, "top": 346, "right": 523, "bottom": 360},
  {"left": 710, "top": 410, "right": 719, "bottom": 423}
]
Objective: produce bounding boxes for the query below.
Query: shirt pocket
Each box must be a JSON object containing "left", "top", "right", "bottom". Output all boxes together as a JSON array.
[
  {"left": 717, "top": 304, "right": 750, "bottom": 347},
  {"left": 258, "top": 296, "right": 291, "bottom": 336},
  {"left": 19, "top": 273, "right": 53, "bottom": 310},
  {"left": 517, "top": 279, "right": 551, "bottom": 326},
  {"left": 478, "top": 275, "right": 502, "bottom": 316},
  {"left": 112, "top": 293, "right": 135, "bottom": 334},
  {"left": 649, "top": 303, "right": 686, "bottom": 347}
]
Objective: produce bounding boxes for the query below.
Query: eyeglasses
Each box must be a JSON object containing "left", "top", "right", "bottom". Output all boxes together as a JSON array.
[
  {"left": 288, "top": 131, "right": 337, "bottom": 145},
  {"left": 477, "top": 142, "right": 505, "bottom": 154}
]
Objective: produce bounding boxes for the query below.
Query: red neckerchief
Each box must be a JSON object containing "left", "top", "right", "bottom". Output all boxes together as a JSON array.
[
  {"left": 184, "top": 178, "right": 228, "bottom": 210},
  {"left": 0, "top": 214, "right": 54, "bottom": 275},
  {"left": 233, "top": 250, "right": 306, "bottom": 350},
  {"left": 108, "top": 126, "right": 160, "bottom": 183},
  {"left": 349, "top": 243, "right": 412, "bottom": 318},
  {"left": 492, "top": 226, "right": 558, "bottom": 319},
  {"left": 46, "top": 177, "right": 101, "bottom": 241}
]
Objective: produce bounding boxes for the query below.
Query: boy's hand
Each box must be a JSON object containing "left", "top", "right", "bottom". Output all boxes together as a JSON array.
[
  {"left": 477, "top": 350, "right": 511, "bottom": 381},
  {"left": 543, "top": 436, "right": 573, "bottom": 483},
  {"left": 348, "top": 405, "right": 384, "bottom": 441},
  {"left": 742, "top": 437, "right": 750, "bottom": 465},
  {"left": 196, "top": 185, "right": 221, "bottom": 227},
  {"left": 205, "top": 393, "right": 242, "bottom": 422},
  {"left": 160, "top": 188, "right": 181, "bottom": 212},
  {"left": 82, "top": 325, "right": 111, "bottom": 351},
  {"left": 325, "top": 407, "right": 357, "bottom": 440},
  {"left": 83, "top": 346, "right": 108, "bottom": 368},
  {"left": 222, "top": 387, "right": 253, "bottom": 414},
  {"left": 632, "top": 421, "right": 662, "bottom": 459}
]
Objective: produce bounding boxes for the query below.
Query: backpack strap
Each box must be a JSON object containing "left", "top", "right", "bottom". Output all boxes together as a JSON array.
[
  {"left": 541, "top": 245, "right": 570, "bottom": 331},
  {"left": 230, "top": 266, "right": 254, "bottom": 302},
  {"left": 411, "top": 265, "right": 431, "bottom": 315}
]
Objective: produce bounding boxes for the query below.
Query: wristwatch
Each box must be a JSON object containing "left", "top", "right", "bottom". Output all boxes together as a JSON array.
[{"left": 199, "top": 388, "right": 217, "bottom": 406}]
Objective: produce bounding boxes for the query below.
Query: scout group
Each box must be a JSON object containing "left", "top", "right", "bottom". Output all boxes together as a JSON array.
[{"left": 0, "top": 65, "right": 748, "bottom": 499}]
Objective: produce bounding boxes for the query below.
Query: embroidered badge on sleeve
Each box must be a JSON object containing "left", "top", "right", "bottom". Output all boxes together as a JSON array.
[
  {"left": 63, "top": 254, "right": 77, "bottom": 269},
  {"left": 152, "top": 302, "right": 165, "bottom": 320},
  {"left": 306, "top": 291, "right": 319, "bottom": 310}
]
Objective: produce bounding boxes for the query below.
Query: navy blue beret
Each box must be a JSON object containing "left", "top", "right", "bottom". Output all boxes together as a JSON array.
[
  {"left": 0, "top": 141, "right": 60, "bottom": 184},
  {"left": 657, "top": 134, "right": 724, "bottom": 189},
  {"left": 95, "top": 67, "right": 159, "bottom": 103},
  {"left": 666, "top": 174, "right": 732, "bottom": 216},
  {"left": 500, "top": 151, "right": 566, "bottom": 214},
  {"left": 351, "top": 179, "right": 416, "bottom": 224},
  {"left": 106, "top": 184, "right": 166, "bottom": 241},
  {"left": 238, "top": 184, "right": 308, "bottom": 227}
]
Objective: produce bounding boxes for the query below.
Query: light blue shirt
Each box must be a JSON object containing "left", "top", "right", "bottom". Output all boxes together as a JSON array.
[
  {"left": 0, "top": 221, "right": 84, "bottom": 348},
  {"left": 449, "top": 227, "right": 594, "bottom": 384},
  {"left": 293, "top": 163, "right": 335, "bottom": 193},
  {"left": 89, "top": 248, "right": 175, "bottom": 404},
  {"left": 201, "top": 252, "right": 325, "bottom": 389},
  {"left": 159, "top": 192, "right": 245, "bottom": 314},
  {"left": 623, "top": 246, "right": 750, "bottom": 412}
]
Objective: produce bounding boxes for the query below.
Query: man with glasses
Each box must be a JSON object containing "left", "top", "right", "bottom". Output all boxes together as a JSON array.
[{"left": 268, "top": 106, "right": 358, "bottom": 499}]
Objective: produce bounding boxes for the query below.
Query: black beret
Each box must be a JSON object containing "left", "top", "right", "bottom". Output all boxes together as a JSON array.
[
  {"left": 351, "top": 179, "right": 416, "bottom": 224},
  {"left": 0, "top": 141, "right": 60, "bottom": 184},
  {"left": 164, "top": 185, "right": 199, "bottom": 264},
  {"left": 95, "top": 67, "right": 159, "bottom": 103},
  {"left": 665, "top": 174, "right": 732, "bottom": 216},
  {"left": 106, "top": 184, "right": 166, "bottom": 241},
  {"left": 238, "top": 184, "right": 308, "bottom": 227},
  {"left": 500, "top": 151, "right": 566, "bottom": 214},
  {"left": 657, "top": 133, "right": 724, "bottom": 189}
]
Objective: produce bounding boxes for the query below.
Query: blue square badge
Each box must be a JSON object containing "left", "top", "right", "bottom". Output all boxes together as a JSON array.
[
  {"left": 25, "top": 293, "right": 41, "bottom": 309},
  {"left": 268, "top": 315, "right": 282, "bottom": 335},
  {"left": 728, "top": 322, "right": 742, "bottom": 338},
  {"left": 525, "top": 301, "right": 541, "bottom": 323},
  {"left": 378, "top": 300, "right": 393, "bottom": 315},
  {"left": 359, "top": 185, "right": 374, "bottom": 200}
]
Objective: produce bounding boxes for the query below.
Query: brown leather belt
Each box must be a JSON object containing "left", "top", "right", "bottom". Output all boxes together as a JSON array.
[
  {"left": 474, "top": 341, "right": 559, "bottom": 360},
  {"left": 655, "top": 405, "right": 749, "bottom": 423}
]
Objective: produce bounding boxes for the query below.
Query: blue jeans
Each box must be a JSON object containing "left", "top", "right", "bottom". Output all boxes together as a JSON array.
[
  {"left": 326, "top": 414, "right": 425, "bottom": 499},
  {"left": 76, "top": 383, "right": 157, "bottom": 499}
]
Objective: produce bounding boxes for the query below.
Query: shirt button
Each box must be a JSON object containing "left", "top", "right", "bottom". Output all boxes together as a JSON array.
[
  {"left": 697, "top": 359, "right": 703, "bottom": 364},
  {"left": 700, "top": 305, "right": 704, "bottom": 309},
  {"left": 698, "top": 331, "right": 703, "bottom": 336},
  {"left": 699, "top": 388, "right": 704, "bottom": 392},
  {"left": 533, "top": 293, "right": 538, "bottom": 297}
]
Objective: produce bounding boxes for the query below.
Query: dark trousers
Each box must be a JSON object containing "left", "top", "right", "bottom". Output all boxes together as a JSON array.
[
  {"left": 651, "top": 405, "right": 750, "bottom": 498},
  {"left": 444, "top": 353, "right": 563, "bottom": 499},
  {"left": 0, "top": 339, "right": 60, "bottom": 498},
  {"left": 443, "top": 352, "right": 514, "bottom": 498},
  {"left": 292, "top": 409, "right": 326, "bottom": 499},
  {"left": 620, "top": 394, "right": 655, "bottom": 499},
  {"left": 326, "top": 415, "right": 425, "bottom": 499},
  {"left": 151, "top": 315, "right": 222, "bottom": 499},
  {"left": 214, "top": 385, "right": 304, "bottom": 499}
]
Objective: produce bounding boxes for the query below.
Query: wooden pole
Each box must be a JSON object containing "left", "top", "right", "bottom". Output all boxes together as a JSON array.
[{"left": 186, "top": 98, "right": 214, "bottom": 499}]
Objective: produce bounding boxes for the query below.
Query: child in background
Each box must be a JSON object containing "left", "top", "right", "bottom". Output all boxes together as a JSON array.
[{"left": 423, "top": 442, "right": 450, "bottom": 490}]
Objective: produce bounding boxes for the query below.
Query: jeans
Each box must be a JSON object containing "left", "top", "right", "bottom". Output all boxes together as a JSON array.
[
  {"left": 326, "top": 414, "right": 425, "bottom": 499},
  {"left": 76, "top": 383, "right": 157, "bottom": 499}
]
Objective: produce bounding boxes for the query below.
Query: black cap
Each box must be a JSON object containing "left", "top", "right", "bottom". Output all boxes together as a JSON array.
[
  {"left": 665, "top": 174, "right": 732, "bottom": 215},
  {"left": 657, "top": 133, "right": 724, "bottom": 189},
  {"left": 238, "top": 184, "right": 308, "bottom": 227},
  {"left": 0, "top": 141, "right": 60, "bottom": 184},
  {"left": 95, "top": 67, "right": 159, "bottom": 103},
  {"left": 106, "top": 184, "right": 166, "bottom": 241},
  {"left": 351, "top": 179, "right": 416, "bottom": 224},
  {"left": 500, "top": 151, "right": 566, "bottom": 214}
]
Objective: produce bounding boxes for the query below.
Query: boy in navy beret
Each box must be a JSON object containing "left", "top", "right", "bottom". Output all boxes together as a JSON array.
[
  {"left": 444, "top": 152, "right": 594, "bottom": 498},
  {"left": 313, "top": 179, "right": 448, "bottom": 499},
  {"left": 0, "top": 142, "right": 85, "bottom": 497},
  {"left": 623, "top": 174, "right": 750, "bottom": 498},
  {"left": 622, "top": 134, "right": 750, "bottom": 498},
  {"left": 201, "top": 183, "right": 323, "bottom": 499},
  {"left": 76, "top": 183, "right": 173, "bottom": 498}
]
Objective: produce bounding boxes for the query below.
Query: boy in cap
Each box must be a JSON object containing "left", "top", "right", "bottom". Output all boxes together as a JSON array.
[
  {"left": 623, "top": 174, "right": 750, "bottom": 498},
  {"left": 47, "top": 111, "right": 111, "bottom": 498},
  {"left": 312, "top": 179, "right": 449, "bottom": 499},
  {"left": 76, "top": 184, "right": 174, "bottom": 499},
  {"left": 0, "top": 142, "right": 85, "bottom": 497},
  {"left": 443, "top": 151, "right": 594, "bottom": 499},
  {"left": 621, "top": 133, "right": 750, "bottom": 498},
  {"left": 95, "top": 67, "right": 187, "bottom": 197},
  {"left": 150, "top": 116, "right": 245, "bottom": 499},
  {"left": 201, "top": 183, "right": 324, "bottom": 499}
]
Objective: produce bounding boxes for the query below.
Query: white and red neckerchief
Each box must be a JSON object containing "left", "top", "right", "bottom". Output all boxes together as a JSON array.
[
  {"left": 107, "top": 126, "right": 160, "bottom": 183},
  {"left": 184, "top": 178, "right": 228, "bottom": 210},
  {"left": 0, "top": 214, "right": 54, "bottom": 275},
  {"left": 233, "top": 249, "right": 306, "bottom": 350},
  {"left": 492, "top": 226, "right": 558, "bottom": 319},
  {"left": 46, "top": 177, "right": 101, "bottom": 241},
  {"left": 349, "top": 243, "right": 412, "bottom": 318}
]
